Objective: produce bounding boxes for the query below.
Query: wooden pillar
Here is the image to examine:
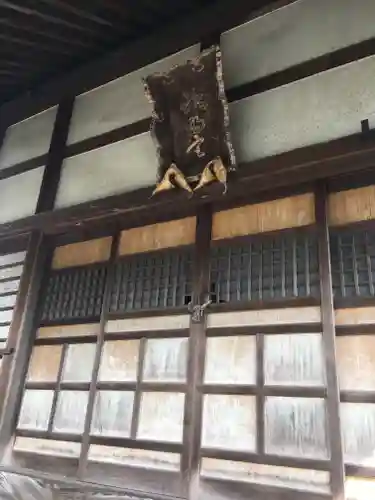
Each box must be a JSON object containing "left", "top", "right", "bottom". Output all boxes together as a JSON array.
[
  {"left": 182, "top": 205, "right": 212, "bottom": 499},
  {"left": 77, "top": 233, "right": 120, "bottom": 477},
  {"left": 36, "top": 95, "right": 75, "bottom": 213},
  {"left": 0, "top": 231, "right": 52, "bottom": 455},
  {"left": 315, "top": 181, "right": 345, "bottom": 500}
]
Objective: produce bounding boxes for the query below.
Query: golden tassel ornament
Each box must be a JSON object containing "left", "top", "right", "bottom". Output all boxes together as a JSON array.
[
  {"left": 194, "top": 157, "right": 228, "bottom": 193},
  {"left": 152, "top": 164, "right": 193, "bottom": 196}
]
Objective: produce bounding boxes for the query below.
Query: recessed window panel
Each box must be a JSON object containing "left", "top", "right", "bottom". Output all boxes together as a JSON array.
[
  {"left": 337, "top": 336, "right": 375, "bottom": 392},
  {"left": 143, "top": 338, "right": 188, "bottom": 382},
  {"left": 264, "top": 334, "right": 325, "bottom": 387},
  {"left": 204, "top": 336, "right": 256, "bottom": 385},
  {"left": 18, "top": 390, "right": 54, "bottom": 431},
  {"left": 341, "top": 402, "right": 375, "bottom": 466},
  {"left": 61, "top": 343, "right": 96, "bottom": 382},
  {"left": 331, "top": 230, "right": 375, "bottom": 298},
  {"left": 99, "top": 340, "right": 139, "bottom": 382},
  {"left": 210, "top": 232, "right": 319, "bottom": 304},
  {"left": 27, "top": 346, "right": 62, "bottom": 383},
  {"left": 110, "top": 248, "right": 193, "bottom": 312},
  {"left": 53, "top": 391, "right": 89, "bottom": 434},
  {"left": 91, "top": 391, "right": 134, "bottom": 437},
  {"left": 265, "top": 397, "right": 329, "bottom": 459},
  {"left": 40, "top": 265, "right": 106, "bottom": 323},
  {"left": 137, "top": 392, "right": 185, "bottom": 443},
  {"left": 202, "top": 394, "right": 256, "bottom": 451}
]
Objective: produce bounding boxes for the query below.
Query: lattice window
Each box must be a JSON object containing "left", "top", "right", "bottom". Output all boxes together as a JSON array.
[
  {"left": 110, "top": 247, "right": 193, "bottom": 313},
  {"left": 200, "top": 329, "right": 330, "bottom": 492},
  {"left": 330, "top": 229, "right": 375, "bottom": 298},
  {"left": 210, "top": 231, "right": 319, "bottom": 304},
  {"left": 17, "top": 339, "right": 97, "bottom": 456},
  {"left": 40, "top": 264, "right": 107, "bottom": 324},
  {"left": 336, "top": 332, "right": 375, "bottom": 468}
]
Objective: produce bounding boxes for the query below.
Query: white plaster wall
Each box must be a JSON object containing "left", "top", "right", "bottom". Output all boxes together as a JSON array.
[
  {"left": 230, "top": 56, "right": 375, "bottom": 163},
  {"left": 222, "top": 0, "right": 375, "bottom": 89},
  {"left": 67, "top": 45, "right": 200, "bottom": 145},
  {"left": 0, "top": 107, "right": 56, "bottom": 170},
  {"left": 58, "top": 56, "right": 374, "bottom": 208},
  {"left": 55, "top": 133, "right": 158, "bottom": 208},
  {"left": 0, "top": 167, "right": 44, "bottom": 223}
]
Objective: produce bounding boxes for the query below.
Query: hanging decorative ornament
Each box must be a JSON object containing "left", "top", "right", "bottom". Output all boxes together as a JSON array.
[{"left": 144, "top": 45, "right": 236, "bottom": 197}]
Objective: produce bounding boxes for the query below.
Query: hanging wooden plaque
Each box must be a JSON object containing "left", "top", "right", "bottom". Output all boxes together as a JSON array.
[{"left": 144, "top": 45, "right": 236, "bottom": 196}]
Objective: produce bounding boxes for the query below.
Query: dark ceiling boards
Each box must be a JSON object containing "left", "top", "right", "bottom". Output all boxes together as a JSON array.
[{"left": 0, "top": 0, "right": 219, "bottom": 104}]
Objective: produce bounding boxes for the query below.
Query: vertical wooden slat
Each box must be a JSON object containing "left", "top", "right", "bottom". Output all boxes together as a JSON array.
[
  {"left": 315, "top": 181, "right": 345, "bottom": 500},
  {"left": 256, "top": 332, "right": 265, "bottom": 456},
  {"left": 77, "top": 233, "right": 119, "bottom": 477},
  {"left": 305, "top": 236, "right": 311, "bottom": 296},
  {"left": 130, "top": 337, "right": 146, "bottom": 439},
  {"left": 337, "top": 235, "right": 346, "bottom": 297},
  {"left": 351, "top": 235, "right": 360, "bottom": 296},
  {"left": 182, "top": 205, "right": 212, "bottom": 499},
  {"left": 365, "top": 232, "right": 375, "bottom": 296},
  {"left": 0, "top": 231, "right": 52, "bottom": 454},
  {"left": 259, "top": 242, "right": 263, "bottom": 300},
  {"left": 36, "top": 95, "right": 74, "bottom": 213},
  {"left": 47, "top": 344, "right": 67, "bottom": 433}
]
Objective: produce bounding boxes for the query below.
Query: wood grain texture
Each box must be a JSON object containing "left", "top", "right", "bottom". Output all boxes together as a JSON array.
[
  {"left": 27, "top": 345, "right": 63, "bottom": 382},
  {"left": 335, "top": 307, "right": 375, "bottom": 325},
  {"left": 37, "top": 323, "right": 100, "bottom": 339},
  {"left": 328, "top": 185, "right": 375, "bottom": 226},
  {"left": 118, "top": 217, "right": 196, "bottom": 256},
  {"left": 207, "top": 307, "right": 321, "bottom": 328},
  {"left": 106, "top": 315, "right": 190, "bottom": 333},
  {"left": 200, "top": 458, "right": 330, "bottom": 493},
  {"left": 315, "top": 181, "right": 345, "bottom": 500},
  {"left": 212, "top": 194, "right": 315, "bottom": 240},
  {"left": 13, "top": 436, "right": 81, "bottom": 459},
  {"left": 52, "top": 237, "right": 112, "bottom": 269}
]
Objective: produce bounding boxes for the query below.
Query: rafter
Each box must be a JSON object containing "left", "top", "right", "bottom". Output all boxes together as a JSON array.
[
  {"left": 36, "top": 0, "right": 120, "bottom": 29},
  {"left": 0, "top": 15, "right": 97, "bottom": 48},
  {"left": 0, "top": 0, "right": 286, "bottom": 122},
  {"left": 0, "top": 0, "right": 109, "bottom": 37}
]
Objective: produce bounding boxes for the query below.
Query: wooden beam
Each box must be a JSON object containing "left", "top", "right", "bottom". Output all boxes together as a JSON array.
[
  {"left": 0, "top": 128, "right": 374, "bottom": 240},
  {"left": 0, "top": 231, "right": 52, "bottom": 453},
  {"left": 1, "top": 1, "right": 373, "bottom": 126},
  {"left": 0, "top": 463, "right": 184, "bottom": 500},
  {"left": 39, "top": 0, "right": 117, "bottom": 29},
  {"left": 62, "top": 34, "right": 375, "bottom": 159},
  {"left": 65, "top": 118, "right": 150, "bottom": 158},
  {"left": 0, "top": 0, "right": 109, "bottom": 38},
  {"left": 1, "top": 20, "right": 373, "bottom": 160},
  {"left": 36, "top": 95, "right": 75, "bottom": 213},
  {"left": 0, "top": 15, "right": 95, "bottom": 48},
  {"left": 0, "top": 155, "right": 48, "bottom": 181},
  {"left": 315, "top": 182, "right": 345, "bottom": 500},
  {"left": 0, "top": 0, "right": 294, "bottom": 124},
  {"left": 0, "top": 27, "right": 73, "bottom": 56}
]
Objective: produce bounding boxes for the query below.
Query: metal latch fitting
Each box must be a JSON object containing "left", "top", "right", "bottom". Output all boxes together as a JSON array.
[{"left": 188, "top": 299, "right": 212, "bottom": 323}]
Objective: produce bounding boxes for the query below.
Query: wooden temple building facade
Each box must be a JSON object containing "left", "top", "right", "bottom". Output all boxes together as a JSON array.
[{"left": 0, "top": 1, "right": 375, "bottom": 499}]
